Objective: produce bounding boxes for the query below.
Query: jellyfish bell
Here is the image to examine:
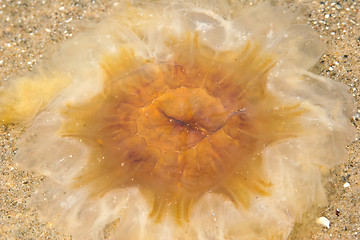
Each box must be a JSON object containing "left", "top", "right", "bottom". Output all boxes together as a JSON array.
[{"left": 0, "top": 1, "right": 355, "bottom": 240}]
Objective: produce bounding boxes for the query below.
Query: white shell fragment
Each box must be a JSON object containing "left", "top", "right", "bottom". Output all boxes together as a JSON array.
[{"left": 316, "top": 216, "right": 331, "bottom": 229}]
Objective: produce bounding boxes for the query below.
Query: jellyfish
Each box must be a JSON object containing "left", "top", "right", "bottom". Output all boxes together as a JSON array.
[{"left": 0, "top": 1, "right": 355, "bottom": 239}]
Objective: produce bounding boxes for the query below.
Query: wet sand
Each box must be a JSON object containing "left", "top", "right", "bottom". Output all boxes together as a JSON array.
[{"left": 0, "top": 1, "right": 359, "bottom": 239}]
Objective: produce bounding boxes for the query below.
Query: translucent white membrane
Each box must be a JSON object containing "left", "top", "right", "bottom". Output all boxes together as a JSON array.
[{"left": 1, "top": 1, "right": 355, "bottom": 239}]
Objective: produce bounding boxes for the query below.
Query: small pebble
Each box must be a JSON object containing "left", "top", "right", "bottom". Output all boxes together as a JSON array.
[{"left": 316, "top": 216, "right": 331, "bottom": 229}]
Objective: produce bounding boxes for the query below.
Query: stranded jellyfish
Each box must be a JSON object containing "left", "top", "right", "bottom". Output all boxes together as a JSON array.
[{"left": 0, "top": 1, "right": 355, "bottom": 239}]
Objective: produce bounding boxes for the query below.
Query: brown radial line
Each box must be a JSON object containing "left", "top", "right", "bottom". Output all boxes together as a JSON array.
[
  {"left": 202, "top": 46, "right": 275, "bottom": 112},
  {"left": 223, "top": 108, "right": 259, "bottom": 140},
  {"left": 168, "top": 35, "right": 217, "bottom": 89},
  {"left": 71, "top": 152, "right": 131, "bottom": 198},
  {"left": 245, "top": 100, "right": 304, "bottom": 145},
  {"left": 217, "top": 182, "right": 252, "bottom": 208},
  {"left": 171, "top": 194, "right": 194, "bottom": 223},
  {"left": 146, "top": 188, "right": 198, "bottom": 223},
  {"left": 180, "top": 139, "right": 225, "bottom": 193},
  {"left": 164, "top": 63, "right": 193, "bottom": 89},
  {"left": 148, "top": 193, "right": 168, "bottom": 221},
  {"left": 214, "top": 154, "right": 271, "bottom": 208}
]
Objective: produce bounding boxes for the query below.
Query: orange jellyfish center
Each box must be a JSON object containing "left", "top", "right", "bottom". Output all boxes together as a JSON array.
[
  {"left": 138, "top": 87, "right": 227, "bottom": 151},
  {"left": 61, "top": 36, "right": 303, "bottom": 222}
]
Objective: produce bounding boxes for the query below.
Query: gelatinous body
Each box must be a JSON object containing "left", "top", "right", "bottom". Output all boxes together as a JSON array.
[
  {"left": 0, "top": 1, "right": 355, "bottom": 240},
  {"left": 61, "top": 40, "right": 301, "bottom": 222}
]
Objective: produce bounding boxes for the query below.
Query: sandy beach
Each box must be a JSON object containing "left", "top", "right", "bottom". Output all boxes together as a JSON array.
[{"left": 0, "top": 1, "right": 359, "bottom": 239}]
